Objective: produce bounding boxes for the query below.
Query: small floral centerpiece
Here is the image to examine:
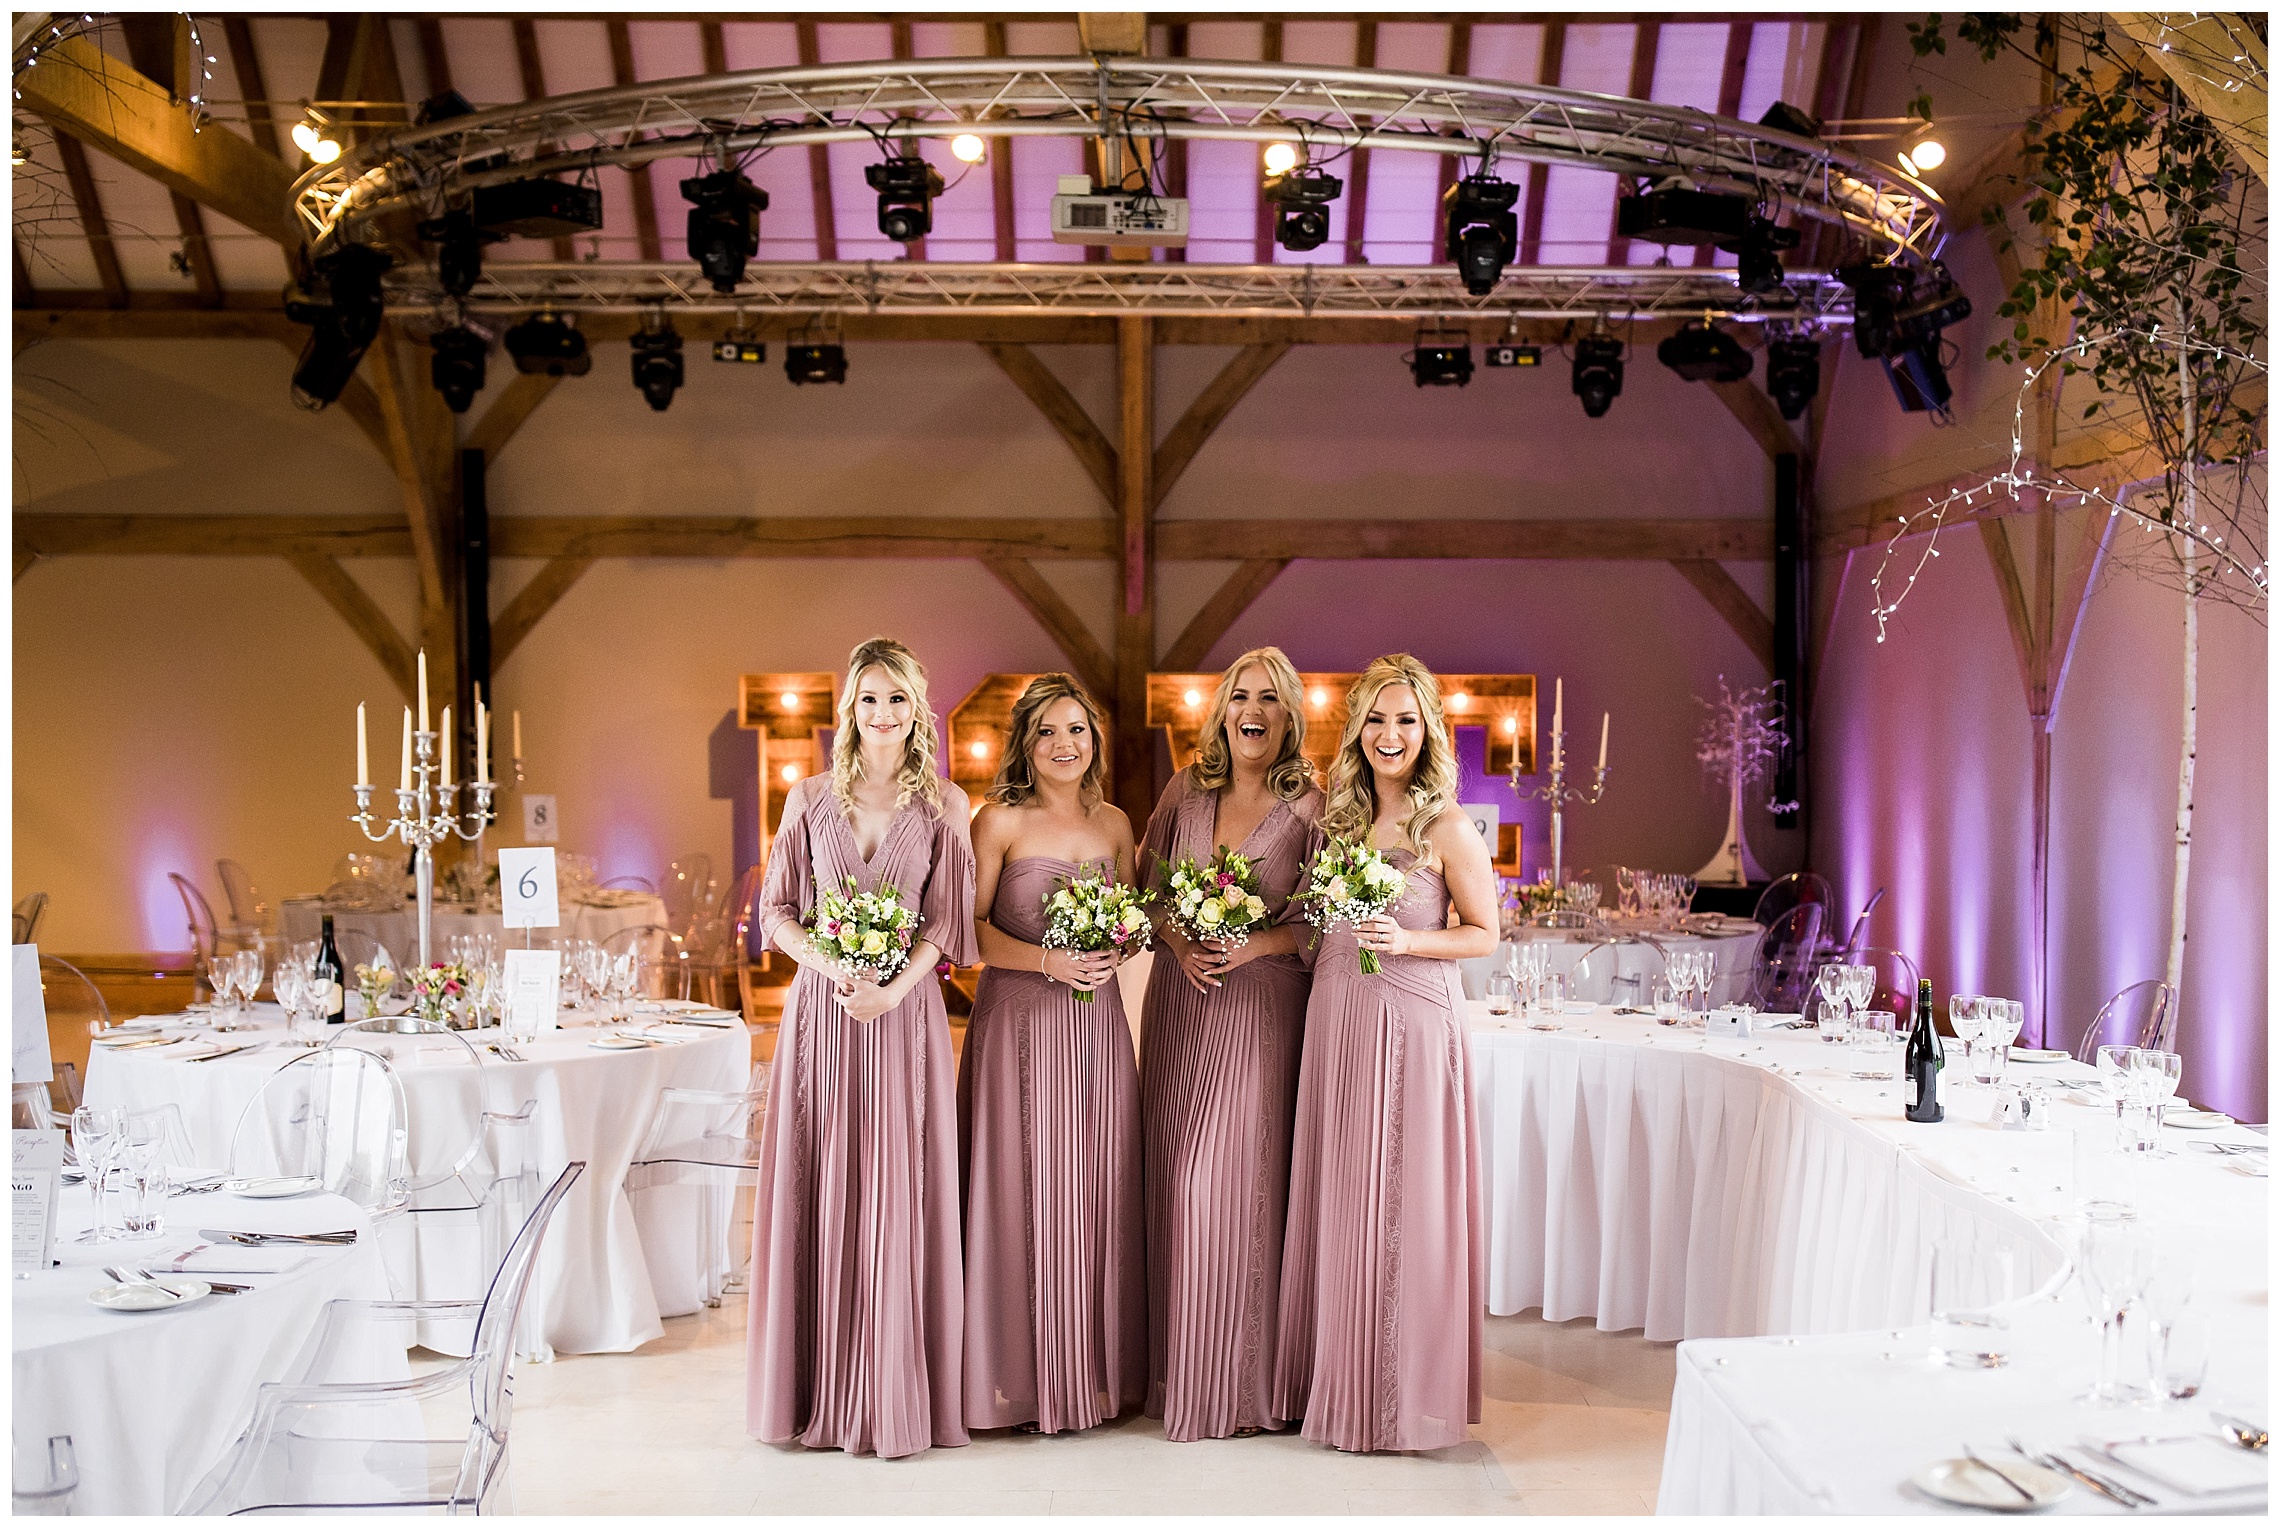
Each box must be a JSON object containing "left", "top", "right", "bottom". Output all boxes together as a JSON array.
[
  {"left": 1040, "top": 866, "right": 1153, "bottom": 1002},
  {"left": 353, "top": 959, "right": 395, "bottom": 1020},
  {"left": 1164, "top": 847, "right": 1271, "bottom": 949},
  {"left": 408, "top": 960, "right": 472, "bottom": 1029},
  {"left": 1296, "top": 837, "right": 1408, "bottom": 974},
  {"left": 806, "top": 878, "right": 923, "bottom": 986}
]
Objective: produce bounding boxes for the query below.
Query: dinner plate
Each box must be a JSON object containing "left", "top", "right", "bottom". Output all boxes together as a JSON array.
[
  {"left": 589, "top": 1034, "right": 651, "bottom": 1050},
  {"left": 223, "top": 1175, "right": 325, "bottom": 1198},
  {"left": 2009, "top": 1047, "right": 2069, "bottom": 1064},
  {"left": 89, "top": 1277, "right": 212, "bottom": 1312},
  {"left": 1912, "top": 1456, "right": 2070, "bottom": 1511},
  {"left": 2164, "top": 1106, "right": 2235, "bottom": 1129},
  {"left": 92, "top": 1030, "right": 178, "bottom": 1047}
]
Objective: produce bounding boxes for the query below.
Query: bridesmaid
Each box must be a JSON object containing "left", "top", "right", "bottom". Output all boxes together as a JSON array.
[
  {"left": 1138, "top": 647, "right": 1323, "bottom": 1442},
  {"left": 1273, "top": 654, "right": 1498, "bottom": 1453},
  {"left": 963, "top": 673, "right": 1147, "bottom": 1435},
  {"left": 747, "top": 637, "right": 976, "bottom": 1459}
]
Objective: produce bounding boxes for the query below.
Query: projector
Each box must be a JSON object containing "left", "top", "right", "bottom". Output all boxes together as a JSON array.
[
  {"left": 471, "top": 178, "right": 604, "bottom": 239},
  {"left": 1050, "top": 176, "right": 1189, "bottom": 247}
]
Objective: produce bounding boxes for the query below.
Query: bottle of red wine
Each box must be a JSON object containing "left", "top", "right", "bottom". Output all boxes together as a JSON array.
[
  {"left": 316, "top": 914, "right": 348, "bottom": 1024},
  {"left": 1904, "top": 976, "right": 1944, "bottom": 1122}
]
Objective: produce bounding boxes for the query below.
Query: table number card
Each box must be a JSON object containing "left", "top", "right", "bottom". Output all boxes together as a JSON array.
[
  {"left": 499, "top": 847, "right": 561, "bottom": 930},
  {"left": 522, "top": 794, "right": 560, "bottom": 843},
  {"left": 1461, "top": 803, "right": 1500, "bottom": 846},
  {"left": 501, "top": 949, "right": 562, "bottom": 1035},
  {"left": 13, "top": 1128, "right": 63, "bottom": 1274},
  {"left": 12, "top": 943, "right": 51, "bottom": 1085}
]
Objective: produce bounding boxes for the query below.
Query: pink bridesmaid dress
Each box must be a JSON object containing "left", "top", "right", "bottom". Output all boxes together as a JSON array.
[
  {"left": 1137, "top": 769, "right": 1321, "bottom": 1441},
  {"left": 959, "top": 855, "right": 1146, "bottom": 1434},
  {"left": 1274, "top": 846, "right": 1485, "bottom": 1453},
  {"left": 746, "top": 776, "right": 978, "bottom": 1459}
]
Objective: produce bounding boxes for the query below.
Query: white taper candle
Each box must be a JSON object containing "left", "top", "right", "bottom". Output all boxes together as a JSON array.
[
  {"left": 1598, "top": 711, "right": 1609, "bottom": 772},
  {"left": 417, "top": 650, "right": 430, "bottom": 733},
  {"left": 356, "top": 702, "right": 369, "bottom": 787},
  {"left": 440, "top": 705, "right": 453, "bottom": 786},
  {"left": 400, "top": 707, "right": 413, "bottom": 791}
]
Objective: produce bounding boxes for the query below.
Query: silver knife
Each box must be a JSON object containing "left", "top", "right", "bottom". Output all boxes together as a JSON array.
[
  {"left": 2009, "top": 1438, "right": 2148, "bottom": 1509},
  {"left": 186, "top": 1044, "right": 253, "bottom": 1063}
]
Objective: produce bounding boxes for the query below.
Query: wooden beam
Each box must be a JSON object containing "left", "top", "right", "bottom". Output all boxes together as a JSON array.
[
  {"left": 1161, "top": 559, "right": 1288, "bottom": 671},
  {"left": 607, "top": 20, "right": 664, "bottom": 262},
  {"left": 1707, "top": 375, "right": 1802, "bottom": 459},
  {"left": 1158, "top": 517, "right": 1774, "bottom": 562},
  {"left": 1977, "top": 517, "right": 2040, "bottom": 710},
  {"left": 1161, "top": 21, "right": 1190, "bottom": 263},
  {"left": 1114, "top": 314, "right": 1157, "bottom": 821},
  {"left": 220, "top": 18, "right": 281, "bottom": 159},
  {"left": 1251, "top": 21, "right": 1284, "bottom": 267},
  {"left": 117, "top": 16, "right": 226, "bottom": 306},
  {"left": 979, "top": 343, "right": 1120, "bottom": 505},
  {"left": 1605, "top": 20, "right": 1662, "bottom": 264},
  {"left": 491, "top": 556, "right": 595, "bottom": 671},
  {"left": 510, "top": 19, "right": 576, "bottom": 262},
  {"left": 286, "top": 554, "right": 416, "bottom": 700},
  {"left": 1670, "top": 558, "right": 1774, "bottom": 671},
  {"left": 50, "top": 135, "right": 127, "bottom": 307},
  {"left": 1152, "top": 341, "right": 1288, "bottom": 508},
  {"left": 2109, "top": 12, "right": 2267, "bottom": 182},
  {"left": 795, "top": 22, "right": 838, "bottom": 261},
  {"left": 980, "top": 557, "right": 1115, "bottom": 699},
  {"left": 984, "top": 22, "right": 1018, "bottom": 262},
  {"left": 1339, "top": 21, "right": 1378, "bottom": 265},
  {"left": 1516, "top": 22, "right": 1566, "bottom": 268},
  {"left": 11, "top": 243, "right": 36, "bottom": 308},
  {"left": 1431, "top": 22, "right": 1472, "bottom": 265},
  {"left": 19, "top": 35, "right": 299, "bottom": 246},
  {"left": 415, "top": 18, "right": 452, "bottom": 96},
  {"left": 464, "top": 373, "right": 560, "bottom": 461},
  {"left": 14, "top": 547, "right": 38, "bottom": 584},
  {"left": 1696, "top": 22, "right": 1754, "bottom": 269},
  {"left": 361, "top": 325, "right": 454, "bottom": 619}
]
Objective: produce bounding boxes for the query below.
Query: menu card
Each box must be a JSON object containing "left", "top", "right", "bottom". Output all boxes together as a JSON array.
[
  {"left": 502, "top": 949, "right": 561, "bottom": 1034},
  {"left": 13, "top": 1128, "right": 63, "bottom": 1274}
]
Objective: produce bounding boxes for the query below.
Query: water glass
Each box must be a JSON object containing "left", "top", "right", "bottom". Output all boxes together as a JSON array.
[
  {"left": 1979, "top": 997, "right": 2025, "bottom": 1087},
  {"left": 1814, "top": 964, "right": 1851, "bottom": 1044},
  {"left": 11, "top": 1435, "right": 77, "bottom": 1516},
  {"left": 116, "top": 1148, "right": 166, "bottom": 1240},
  {"left": 2076, "top": 1212, "right": 2153, "bottom": 1405},
  {"left": 2152, "top": 1314, "right": 2209, "bottom": 1404},
  {"left": 1849, "top": 1006, "right": 1898, "bottom": 1082},
  {"left": 232, "top": 945, "right": 266, "bottom": 1019},
  {"left": 1948, "top": 996, "right": 1984, "bottom": 1086},
  {"left": 1930, "top": 1238, "right": 2018, "bottom": 1368},
  {"left": 1484, "top": 970, "right": 1516, "bottom": 1017},
  {"left": 1651, "top": 977, "right": 1682, "bottom": 1026}
]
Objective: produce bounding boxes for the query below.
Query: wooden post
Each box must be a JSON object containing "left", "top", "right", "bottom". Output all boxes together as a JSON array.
[{"left": 1114, "top": 315, "right": 1156, "bottom": 823}]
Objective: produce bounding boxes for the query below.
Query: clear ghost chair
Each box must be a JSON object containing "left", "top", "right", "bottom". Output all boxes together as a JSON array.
[
  {"left": 1849, "top": 945, "right": 1923, "bottom": 1034},
  {"left": 476, "top": 1099, "right": 552, "bottom": 1360},
  {"left": 13, "top": 890, "right": 48, "bottom": 944},
  {"left": 1569, "top": 939, "right": 1668, "bottom": 1008},
  {"left": 324, "top": 1018, "right": 488, "bottom": 1213},
  {"left": 1751, "top": 870, "right": 1835, "bottom": 934},
  {"left": 2073, "top": 979, "right": 2177, "bottom": 1063},
  {"left": 602, "top": 922, "right": 678, "bottom": 1000},
  {"left": 168, "top": 872, "right": 225, "bottom": 966},
  {"left": 215, "top": 858, "right": 274, "bottom": 942},
  {"left": 332, "top": 932, "right": 397, "bottom": 1017},
  {"left": 664, "top": 854, "right": 716, "bottom": 941},
  {"left": 1746, "top": 902, "right": 1826, "bottom": 1013},
  {"left": 689, "top": 863, "right": 764, "bottom": 1010},
  {"left": 226, "top": 1048, "right": 407, "bottom": 1213},
  {"left": 122, "top": 1102, "right": 200, "bottom": 1173},
  {"left": 627, "top": 1068, "right": 769, "bottom": 1311},
  {"left": 181, "top": 1162, "right": 586, "bottom": 1517}
]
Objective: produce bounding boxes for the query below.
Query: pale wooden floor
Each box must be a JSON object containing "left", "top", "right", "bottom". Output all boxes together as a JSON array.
[{"left": 502, "top": 1293, "right": 1674, "bottom": 1516}]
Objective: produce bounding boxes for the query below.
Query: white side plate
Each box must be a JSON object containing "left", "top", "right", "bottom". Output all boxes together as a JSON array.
[
  {"left": 1912, "top": 1457, "right": 2070, "bottom": 1511},
  {"left": 89, "top": 1277, "right": 212, "bottom": 1312},
  {"left": 223, "top": 1175, "right": 326, "bottom": 1198}
]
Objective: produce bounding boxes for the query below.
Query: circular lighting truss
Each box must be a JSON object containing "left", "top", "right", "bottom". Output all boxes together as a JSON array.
[{"left": 295, "top": 55, "right": 1947, "bottom": 322}]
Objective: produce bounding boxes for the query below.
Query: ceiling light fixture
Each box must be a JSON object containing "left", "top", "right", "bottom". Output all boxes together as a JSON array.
[
  {"left": 1657, "top": 319, "right": 1754, "bottom": 384},
  {"left": 630, "top": 316, "right": 685, "bottom": 411},
  {"left": 1762, "top": 336, "right": 1822, "bottom": 420},
  {"left": 1571, "top": 333, "right": 1624, "bottom": 418},
  {"left": 290, "top": 113, "right": 341, "bottom": 164},
  {"left": 428, "top": 324, "right": 489, "bottom": 413},
  {"left": 503, "top": 310, "right": 591, "bottom": 378},
  {"left": 1266, "top": 164, "right": 1342, "bottom": 252},
  {"left": 867, "top": 152, "right": 945, "bottom": 243},
  {"left": 284, "top": 244, "right": 393, "bottom": 410},
  {"left": 950, "top": 133, "right": 987, "bottom": 164},
  {"left": 1407, "top": 325, "right": 1474, "bottom": 387},
  {"left": 1443, "top": 172, "right": 1520, "bottom": 296},
  {"left": 681, "top": 167, "right": 768, "bottom": 294},
  {"left": 1261, "top": 141, "right": 1301, "bottom": 177}
]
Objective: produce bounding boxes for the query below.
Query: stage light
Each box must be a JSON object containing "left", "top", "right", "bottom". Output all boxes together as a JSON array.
[
  {"left": 785, "top": 343, "right": 847, "bottom": 386},
  {"left": 1265, "top": 166, "right": 1341, "bottom": 253},
  {"left": 951, "top": 133, "right": 987, "bottom": 164},
  {"left": 1838, "top": 260, "right": 1969, "bottom": 417},
  {"left": 1443, "top": 173, "right": 1519, "bottom": 296},
  {"left": 428, "top": 324, "right": 488, "bottom": 413},
  {"left": 681, "top": 168, "right": 768, "bottom": 294},
  {"left": 416, "top": 208, "right": 487, "bottom": 300},
  {"left": 1725, "top": 217, "right": 1801, "bottom": 296},
  {"left": 1262, "top": 141, "right": 1300, "bottom": 176},
  {"left": 1657, "top": 320, "right": 1753, "bottom": 384},
  {"left": 1408, "top": 339, "right": 1473, "bottom": 388},
  {"left": 503, "top": 310, "right": 591, "bottom": 377},
  {"left": 1763, "top": 336, "right": 1821, "bottom": 420},
  {"left": 1882, "top": 336, "right": 1955, "bottom": 416},
  {"left": 1835, "top": 260, "right": 1910, "bottom": 357},
  {"left": 1898, "top": 136, "right": 1946, "bottom": 177},
  {"left": 291, "top": 115, "right": 340, "bottom": 164},
  {"left": 630, "top": 320, "right": 684, "bottom": 411},
  {"left": 285, "top": 243, "right": 392, "bottom": 410},
  {"left": 867, "top": 153, "right": 945, "bottom": 243},
  {"left": 1571, "top": 334, "right": 1624, "bottom": 418}
]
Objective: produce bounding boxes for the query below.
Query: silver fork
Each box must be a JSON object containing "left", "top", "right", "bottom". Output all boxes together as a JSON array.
[{"left": 102, "top": 1265, "right": 184, "bottom": 1303}]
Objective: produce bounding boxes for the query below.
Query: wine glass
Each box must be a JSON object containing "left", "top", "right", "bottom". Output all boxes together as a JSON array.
[
  {"left": 112, "top": 1125, "right": 166, "bottom": 1239},
  {"left": 232, "top": 945, "right": 267, "bottom": 1026},
  {"left": 69, "top": 1105, "right": 126, "bottom": 1244},
  {"left": 1815, "top": 963, "right": 1851, "bottom": 1043},
  {"left": 1947, "top": 995, "right": 1985, "bottom": 1088},
  {"left": 609, "top": 948, "right": 644, "bottom": 1016},
  {"left": 2076, "top": 1213, "right": 2153, "bottom": 1405},
  {"left": 2129, "top": 1049, "right": 2182, "bottom": 1149},
  {"left": 1981, "top": 997, "right": 2025, "bottom": 1088},
  {"left": 575, "top": 943, "right": 612, "bottom": 1019},
  {"left": 2095, "top": 1044, "right": 2139, "bottom": 1125}
]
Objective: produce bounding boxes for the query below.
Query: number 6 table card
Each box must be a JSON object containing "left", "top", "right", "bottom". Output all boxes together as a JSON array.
[{"left": 499, "top": 846, "right": 560, "bottom": 930}]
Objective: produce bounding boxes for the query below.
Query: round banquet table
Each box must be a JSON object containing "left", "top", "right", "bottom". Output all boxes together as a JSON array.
[
  {"left": 1458, "top": 921, "right": 1762, "bottom": 1008},
  {"left": 81, "top": 1004, "right": 750, "bottom": 1356},
  {"left": 12, "top": 1183, "right": 393, "bottom": 1516},
  {"left": 278, "top": 890, "right": 670, "bottom": 962},
  {"left": 1463, "top": 1003, "right": 2268, "bottom": 1514}
]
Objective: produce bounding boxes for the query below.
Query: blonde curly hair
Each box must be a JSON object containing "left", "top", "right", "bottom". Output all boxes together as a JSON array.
[
  {"left": 829, "top": 637, "right": 943, "bottom": 814},
  {"left": 1322, "top": 653, "right": 1457, "bottom": 864},
  {"left": 1189, "top": 645, "right": 1313, "bottom": 801}
]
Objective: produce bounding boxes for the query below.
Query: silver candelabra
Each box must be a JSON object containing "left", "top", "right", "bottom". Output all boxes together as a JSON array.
[
  {"left": 1511, "top": 723, "right": 1608, "bottom": 891},
  {"left": 351, "top": 728, "right": 494, "bottom": 968}
]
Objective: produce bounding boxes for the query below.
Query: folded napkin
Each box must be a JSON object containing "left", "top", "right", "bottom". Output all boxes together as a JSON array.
[
  {"left": 2099, "top": 1435, "right": 2269, "bottom": 1497},
  {"left": 161, "top": 1245, "right": 313, "bottom": 1275}
]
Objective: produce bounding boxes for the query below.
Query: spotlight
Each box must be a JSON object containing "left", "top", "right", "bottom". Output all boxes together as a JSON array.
[
  {"left": 630, "top": 321, "right": 684, "bottom": 411},
  {"left": 1889, "top": 262, "right": 1972, "bottom": 347},
  {"left": 470, "top": 178, "right": 603, "bottom": 238},
  {"left": 867, "top": 153, "right": 945, "bottom": 243},
  {"left": 1408, "top": 331, "right": 1474, "bottom": 388},
  {"left": 1657, "top": 320, "right": 1753, "bottom": 384},
  {"left": 1881, "top": 335, "right": 1954, "bottom": 416},
  {"left": 785, "top": 342, "right": 847, "bottom": 386},
  {"left": 1265, "top": 166, "right": 1341, "bottom": 253},
  {"left": 290, "top": 114, "right": 341, "bottom": 164},
  {"left": 1838, "top": 259, "right": 1971, "bottom": 363},
  {"left": 680, "top": 168, "right": 768, "bottom": 294},
  {"left": 428, "top": 324, "right": 488, "bottom": 413},
  {"left": 415, "top": 208, "right": 488, "bottom": 300},
  {"left": 951, "top": 133, "right": 987, "bottom": 164},
  {"left": 1262, "top": 141, "right": 1300, "bottom": 177},
  {"left": 1835, "top": 259, "right": 1910, "bottom": 357},
  {"left": 284, "top": 243, "right": 392, "bottom": 410},
  {"left": 1443, "top": 173, "right": 1519, "bottom": 296},
  {"left": 1571, "top": 334, "right": 1623, "bottom": 418},
  {"left": 1763, "top": 336, "right": 1821, "bottom": 420},
  {"left": 1721, "top": 217, "right": 1801, "bottom": 296},
  {"left": 1897, "top": 135, "right": 1946, "bottom": 176},
  {"left": 503, "top": 310, "right": 590, "bottom": 377}
]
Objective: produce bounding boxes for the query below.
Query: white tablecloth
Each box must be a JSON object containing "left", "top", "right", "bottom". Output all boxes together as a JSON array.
[
  {"left": 1459, "top": 925, "right": 1761, "bottom": 1008},
  {"left": 279, "top": 892, "right": 670, "bottom": 963},
  {"left": 82, "top": 1007, "right": 749, "bottom": 1355},
  {"left": 11, "top": 1183, "right": 391, "bottom": 1515}
]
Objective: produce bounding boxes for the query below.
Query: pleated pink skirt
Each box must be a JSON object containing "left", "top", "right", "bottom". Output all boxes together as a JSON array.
[
  {"left": 959, "top": 966, "right": 1146, "bottom": 1434},
  {"left": 1140, "top": 954, "right": 1307, "bottom": 1441},
  {"left": 1273, "top": 950, "right": 1484, "bottom": 1453}
]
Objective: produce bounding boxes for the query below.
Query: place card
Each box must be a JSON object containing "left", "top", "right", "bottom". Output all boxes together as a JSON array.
[
  {"left": 1705, "top": 1005, "right": 1755, "bottom": 1039},
  {"left": 499, "top": 847, "right": 560, "bottom": 930},
  {"left": 502, "top": 949, "right": 561, "bottom": 1035},
  {"left": 12, "top": 943, "right": 51, "bottom": 1085},
  {"left": 13, "top": 1128, "right": 63, "bottom": 1274}
]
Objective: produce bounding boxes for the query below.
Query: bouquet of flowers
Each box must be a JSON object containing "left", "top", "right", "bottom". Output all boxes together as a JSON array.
[
  {"left": 408, "top": 960, "right": 470, "bottom": 1027},
  {"left": 806, "top": 878, "right": 922, "bottom": 986},
  {"left": 1296, "top": 836, "right": 1408, "bottom": 973},
  {"left": 352, "top": 958, "right": 395, "bottom": 1019},
  {"left": 1040, "top": 866, "right": 1153, "bottom": 1002},
  {"left": 1164, "top": 847, "right": 1272, "bottom": 949}
]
